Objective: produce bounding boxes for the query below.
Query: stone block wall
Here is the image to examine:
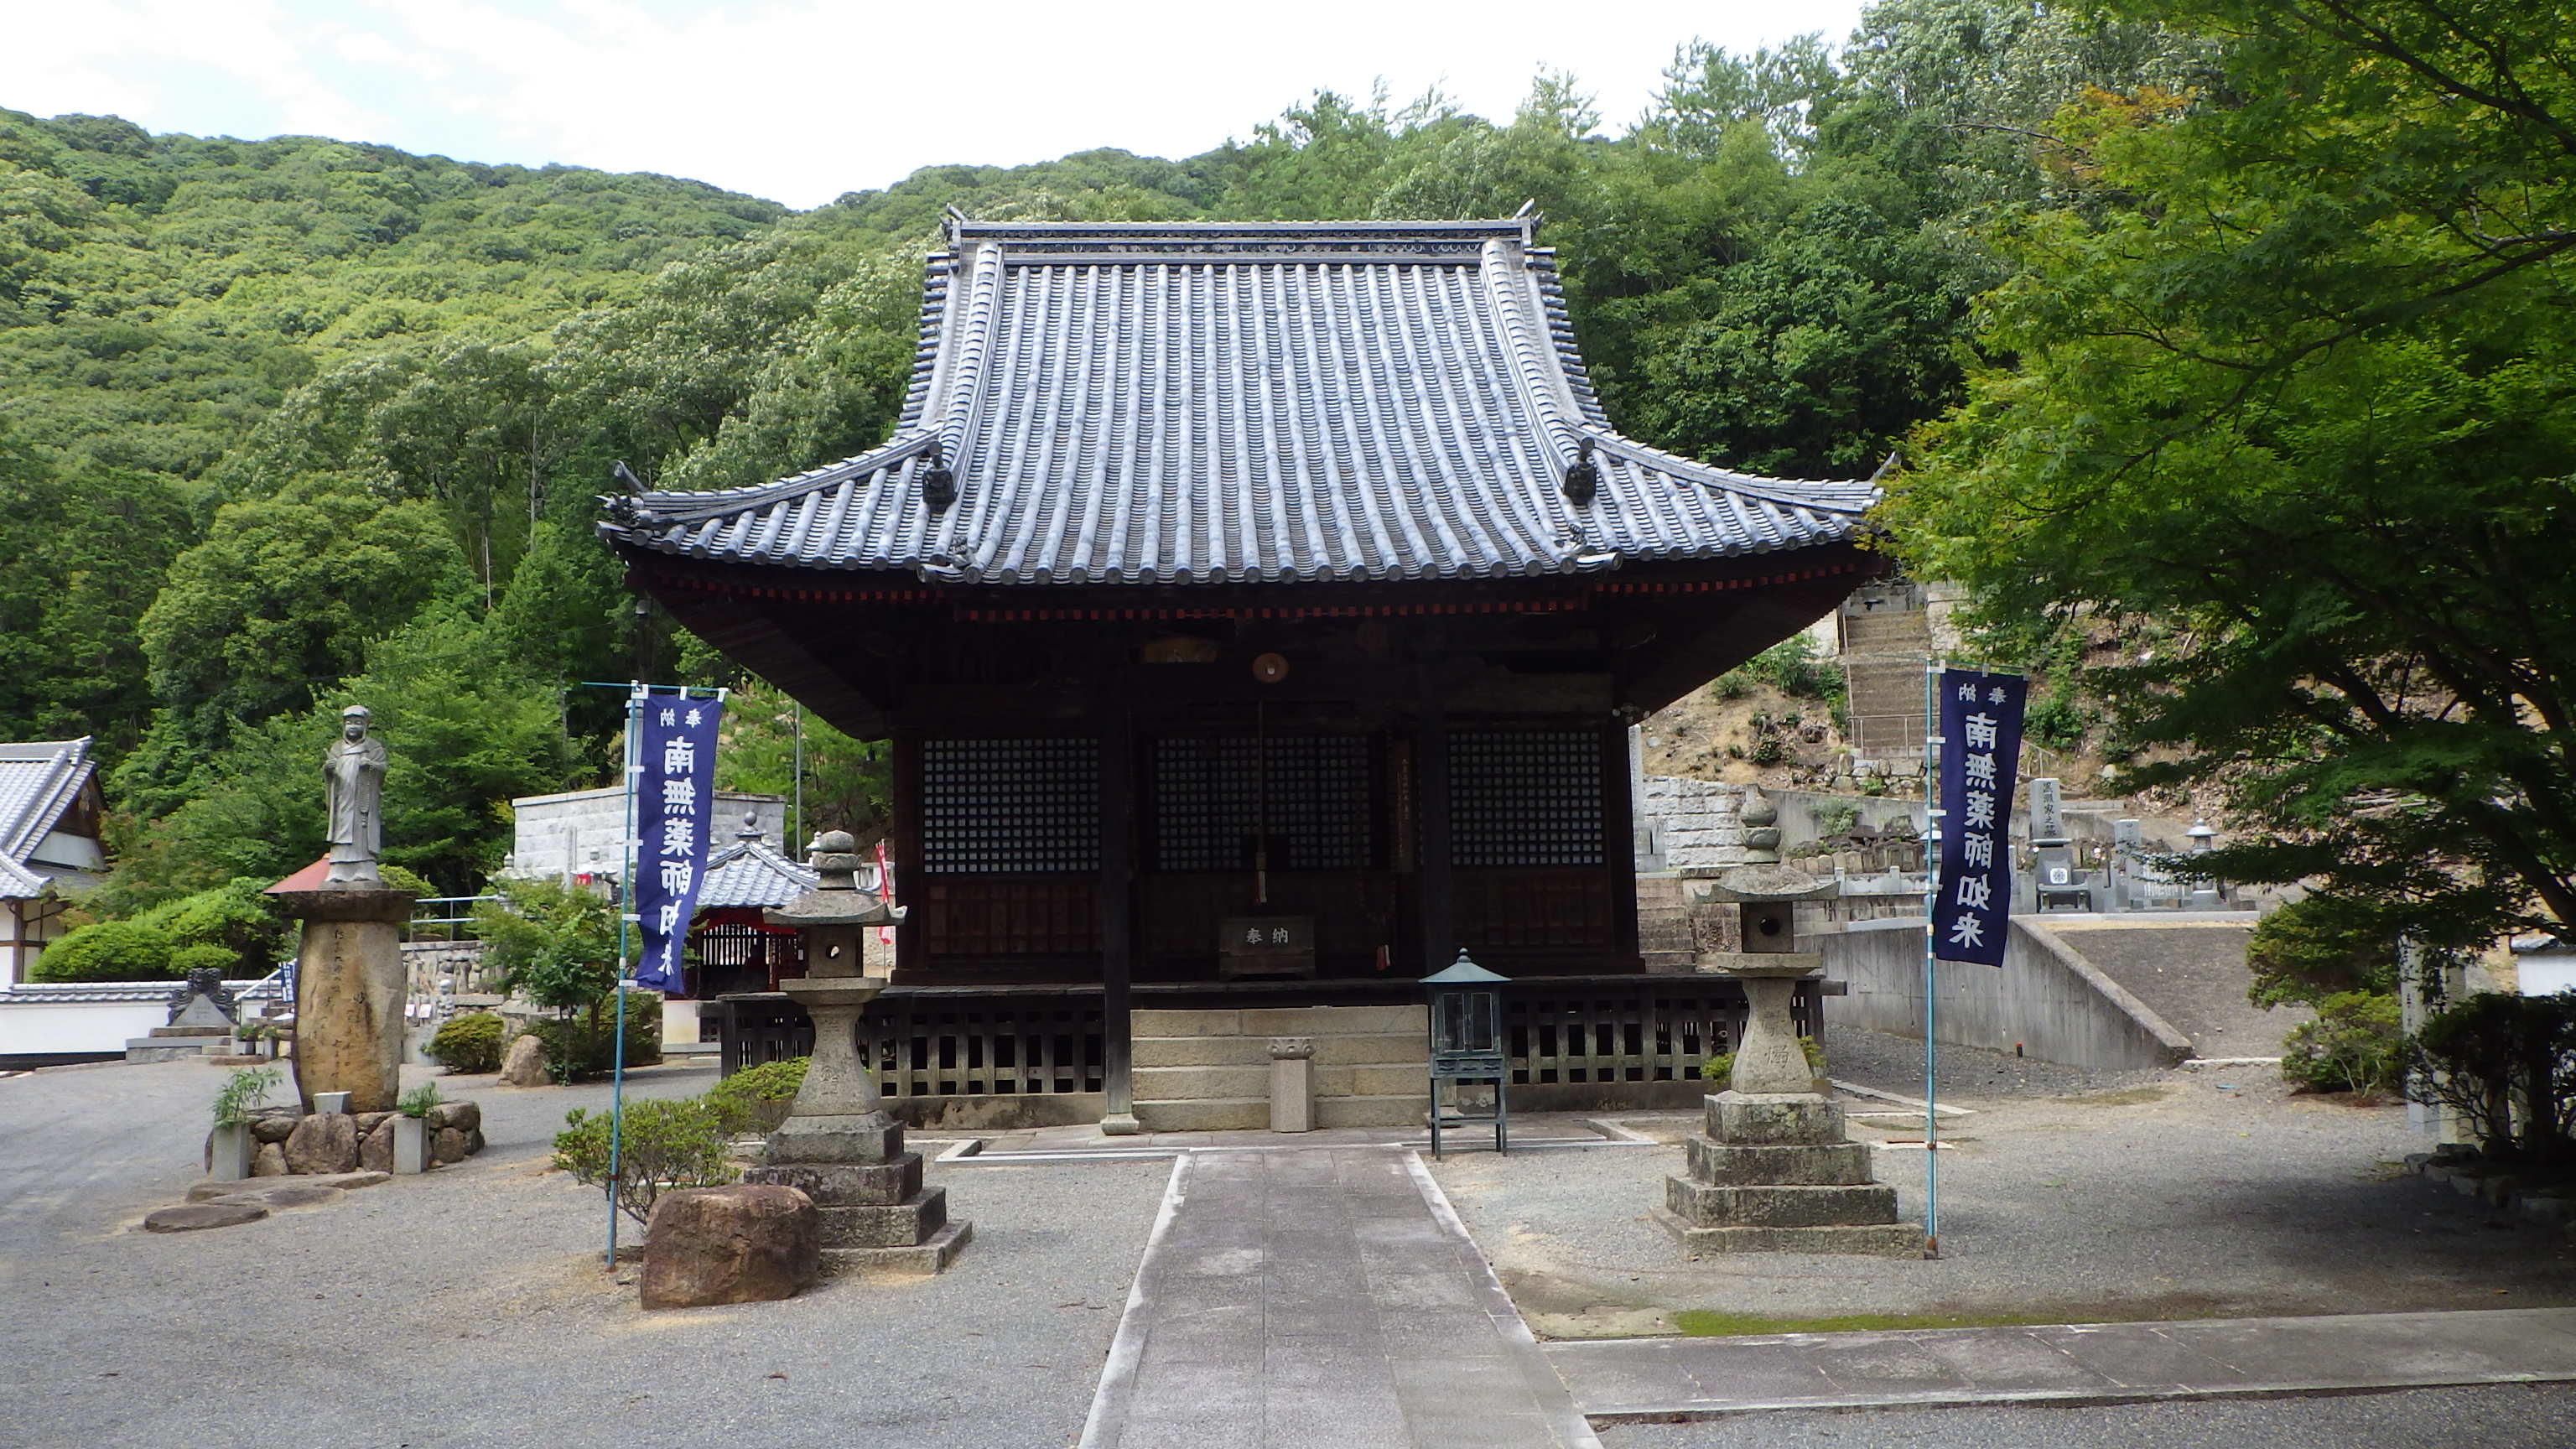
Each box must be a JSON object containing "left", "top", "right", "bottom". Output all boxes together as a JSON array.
[{"left": 213, "top": 1099, "right": 489, "bottom": 1178}]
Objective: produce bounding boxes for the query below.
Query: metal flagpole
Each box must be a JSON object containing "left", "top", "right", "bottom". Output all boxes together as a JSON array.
[
  {"left": 1921, "top": 657, "right": 1944, "bottom": 1259},
  {"left": 608, "top": 682, "right": 644, "bottom": 1267}
]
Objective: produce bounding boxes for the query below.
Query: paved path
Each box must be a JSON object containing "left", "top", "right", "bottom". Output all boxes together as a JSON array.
[
  {"left": 1546, "top": 1307, "right": 2576, "bottom": 1418},
  {"left": 1078, "top": 1146, "right": 1601, "bottom": 1449}
]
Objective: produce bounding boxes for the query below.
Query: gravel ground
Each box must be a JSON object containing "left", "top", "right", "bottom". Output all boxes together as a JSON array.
[
  {"left": 0, "top": 1057, "right": 1170, "bottom": 1449},
  {"left": 1432, "top": 1030, "right": 2576, "bottom": 1337},
  {"left": 1597, "top": 1383, "right": 2576, "bottom": 1449}
]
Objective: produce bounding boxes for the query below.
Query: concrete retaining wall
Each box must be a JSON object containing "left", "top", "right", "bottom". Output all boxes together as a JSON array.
[{"left": 1822, "top": 916, "right": 2194, "bottom": 1071}]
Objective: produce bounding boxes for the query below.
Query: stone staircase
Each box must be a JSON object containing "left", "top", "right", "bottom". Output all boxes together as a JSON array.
[
  {"left": 1840, "top": 605, "right": 1932, "bottom": 770},
  {"left": 1637, "top": 875, "right": 1699, "bottom": 974},
  {"left": 1131, "top": 1005, "right": 1429, "bottom": 1131}
]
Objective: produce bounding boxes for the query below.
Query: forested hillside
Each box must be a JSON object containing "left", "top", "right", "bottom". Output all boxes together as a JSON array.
[{"left": 2, "top": 0, "right": 2212, "bottom": 911}]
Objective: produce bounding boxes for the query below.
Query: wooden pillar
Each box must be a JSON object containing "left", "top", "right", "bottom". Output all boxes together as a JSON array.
[
  {"left": 1098, "top": 706, "right": 1141, "bottom": 1135},
  {"left": 1604, "top": 717, "right": 1640, "bottom": 968},
  {"left": 890, "top": 730, "right": 923, "bottom": 977},
  {"left": 1417, "top": 686, "right": 1454, "bottom": 974}
]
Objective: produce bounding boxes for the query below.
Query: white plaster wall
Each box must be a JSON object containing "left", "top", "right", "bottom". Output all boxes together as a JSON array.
[{"left": 0, "top": 1001, "right": 169, "bottom": 1057}]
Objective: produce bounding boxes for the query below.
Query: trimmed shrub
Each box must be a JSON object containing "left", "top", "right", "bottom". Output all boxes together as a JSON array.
[
  {"left": 2279, "top": 991, "right": 2403, "bottom": 1095},
  {"left": 554, "top": 1097, "right": 737, "bottom": 1226},
  {"left": 708, "top": 1057, "right": 810, "bottom": 1135},
  {"left": 426, "top": 1011, "right": 506, "bottom": 1074},
  {"left": 32, "top": 919, "right": 179, "bottom": 982},
  {"left": 168, "top": 942, "right": 239, "bottom": 979},
  {"left": 136, "top": 878, "right": 288, "bottom": 976}
]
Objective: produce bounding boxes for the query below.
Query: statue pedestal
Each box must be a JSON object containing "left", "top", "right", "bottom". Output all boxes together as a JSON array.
[
  {"left": 1655, "top": 961, "right": 1921, "bottom": 1256},
  {"left": 273, "top": 887, "right": 415, "bottom": 1114},
  {"left": 744, "top": 977, "right": 969, "bottom": 1275}
]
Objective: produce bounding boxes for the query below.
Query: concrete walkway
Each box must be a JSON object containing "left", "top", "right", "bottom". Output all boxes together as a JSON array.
[
  {"left": 1545, "top": 1306, "right": 2576, "bottom": 1418},
  {"left": 1078, "top": 1146, "right": 1602, "bottom": 1449}
]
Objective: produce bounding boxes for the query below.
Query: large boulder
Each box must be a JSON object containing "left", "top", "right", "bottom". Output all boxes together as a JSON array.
[
  {"left": 498, "top": 1034, "right": 550, "bottom": 1088},
  {"left": 283, "top": 1113, "right": 361, "bottom": 1176},
  {"left": 640, "top": 1186, "right": 819, "bottom": 1310}
]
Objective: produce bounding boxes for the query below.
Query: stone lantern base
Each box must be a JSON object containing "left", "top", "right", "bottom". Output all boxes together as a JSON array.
[
  {"left": 741, "top": 980, "right": 969, "bottom": 1275},
  {"left": 1653, "top": 1090, "right": 1921, "bottom": 1256}
]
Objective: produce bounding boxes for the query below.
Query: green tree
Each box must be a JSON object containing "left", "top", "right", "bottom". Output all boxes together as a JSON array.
[
  {"left": 131, "top": 479, "right": 468, "bottom": 761},
  {"left": 1885, "top": 0, "right": 2576, "bottom": 945},
  {"left": 0, "top": 428, "right": 195, "bottom": 750}
]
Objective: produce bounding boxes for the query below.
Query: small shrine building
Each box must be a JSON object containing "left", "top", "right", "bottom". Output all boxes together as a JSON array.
[{"left": 602, "top": 217, "right": 1881, "bottom": 1128}]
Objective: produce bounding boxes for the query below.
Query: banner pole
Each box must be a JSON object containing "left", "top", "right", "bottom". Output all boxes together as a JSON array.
[
  {"left": 1922, "top": 657, "right": 1942, "bottom": 1259},
  {"left": 608, "top": 682, "right": 644, "bottom": 1268}
]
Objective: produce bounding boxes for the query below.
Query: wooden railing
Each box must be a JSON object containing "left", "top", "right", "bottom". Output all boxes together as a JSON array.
[
  {"left": 714, "top": 975, "right": 1817, "bottom": 1104},
  {"left": 709, "top": 988, "right": 1104, "bottom": 1100},
  {"left": 1507, "top": 978, "right": 1817, "bottom": 1087}
]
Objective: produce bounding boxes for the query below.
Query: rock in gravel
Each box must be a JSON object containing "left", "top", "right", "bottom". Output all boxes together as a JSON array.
[
  {"left": 433, "top": 1127, "right": 469, "bottom": 1166},
  {"left": 188, "top": 1171, "right": 383, "bottom": 1201},
  {"left": 360, "top": 1119, "right": 394, "bottom": 1173},
  {"left": 426, "top": 1100, "right": 480, "bottom": 1134},
  {"left": 143, "top": 1202, "right": 269, "bottom": 1233},
  {"left": 283, "top": 1113, "right": 360, "bottom": 1175},
  {"left": 207, "top": 1183, "right": 343, "bottom": 1209},
  {"left": 641, "top": 1185, "right": 819, "bottom": 1310},
  {"left": 498, "top": 1035, "right": 550, "bottom": 1087},
  {"left": 252, "top": 1143, "right": 288, "bottom": 1176}
]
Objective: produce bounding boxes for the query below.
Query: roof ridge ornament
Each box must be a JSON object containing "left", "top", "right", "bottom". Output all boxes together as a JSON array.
[
  {"left": 1562, "top": 435, "right": 1599, "bottom": 506},
  {"left": 921, "top": 437, "right": 958, "bottom": 512}
]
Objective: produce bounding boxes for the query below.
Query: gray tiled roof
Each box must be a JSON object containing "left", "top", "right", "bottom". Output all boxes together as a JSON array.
[
  {"left": 603, "top": 220, "right": 1877, "bottom": 584},
  {"left": 695, "top": 834, "right": 818, "bottom": 911},
  {"left": 0, "top": 978, "right": 282, "bottom": 1005},
  {"left": 0, "top": 739, "right": 94, "bottom": 899}
]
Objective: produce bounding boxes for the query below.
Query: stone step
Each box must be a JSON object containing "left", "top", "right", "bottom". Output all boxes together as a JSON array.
[
  {"left": 1135, "top": 1062, "right": 1428, "bottom": 1101},
  {"left": 1132, "top": 1090, "right": 1431, "bottom": 1132},
  {"left": 1685, "top": 1138, "right": 1875, "bottom": 1186},
  {"left": 1651, "top": 1207, "right": 1921, "bottom": 1257},
  {"left": 1132, "top": 1031, "right": 1428, "bottom": 1070},
  {"left": 1665, "top": 1177, "right": 1902, "bottom": 1228}
]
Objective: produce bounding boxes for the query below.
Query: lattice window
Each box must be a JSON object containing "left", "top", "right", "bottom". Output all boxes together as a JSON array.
[
  {"left": 920, "top": 738, "right": 1099, "bottom": 875},
  {"left": 1448, "top": 730, "right": 1603, "bottom": 868},
  {"left": 1151, "top": 735, "right": 1373, "bottom": 872}
]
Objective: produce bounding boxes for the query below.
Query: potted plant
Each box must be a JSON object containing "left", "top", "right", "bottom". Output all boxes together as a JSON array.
[
  {"left": 208, "top": 1066, "right": 282, "bottom": 1180},
  {"left": 392, "top": 1082, "right": 440, "bottom": 1174}
]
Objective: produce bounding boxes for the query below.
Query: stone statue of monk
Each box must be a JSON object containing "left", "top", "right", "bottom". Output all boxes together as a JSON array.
[{"left": 324, "top": 705, "right": 387, "bottom": 887}]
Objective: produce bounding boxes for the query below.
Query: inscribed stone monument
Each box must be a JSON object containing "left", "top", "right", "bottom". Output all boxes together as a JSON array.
[{"left": 276, "top": 705, "right": 413, "bottom": 1113}]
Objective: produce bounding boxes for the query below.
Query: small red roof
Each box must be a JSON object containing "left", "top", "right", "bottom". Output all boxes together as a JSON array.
[{"left": 265, "top": 855, "right": 332, "bottom": 895}]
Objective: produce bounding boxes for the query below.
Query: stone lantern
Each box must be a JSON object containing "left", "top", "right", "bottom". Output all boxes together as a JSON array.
[
  {"left": 1659, "top": 789, "right": 1919, "bottom": 1254},
  {"left": 1421, "top": 949, "right": 1510, "bottom": 1156},
  {"left": 742, "top": 830, "right": 969, "bottom": 1274}
]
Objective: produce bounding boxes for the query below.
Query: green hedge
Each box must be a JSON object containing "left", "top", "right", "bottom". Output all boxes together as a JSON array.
[{"left": 32, "top": 920, "right": 179, "bottom": 982}]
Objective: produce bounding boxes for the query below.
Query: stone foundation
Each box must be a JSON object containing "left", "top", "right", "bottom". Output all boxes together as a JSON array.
[
  {"left": 207, "top": 1100, "right": 486, "bottom": 1177},
  {"left": 1659, "top": 1090, "right": 1922, "bottom": 1257}
]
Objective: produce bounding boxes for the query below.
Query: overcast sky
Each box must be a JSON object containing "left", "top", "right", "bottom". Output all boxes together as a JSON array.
[{"left": 3, "top": 0, "right": 1872, "bottom": 209}]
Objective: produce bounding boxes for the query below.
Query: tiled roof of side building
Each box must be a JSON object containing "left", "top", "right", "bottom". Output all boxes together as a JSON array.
[
  {"left": 0, "top": 739, "right": 95, "bottom": 897},
  {"left": 601, "top": 218, "right": 1880, "bottom": 585}
]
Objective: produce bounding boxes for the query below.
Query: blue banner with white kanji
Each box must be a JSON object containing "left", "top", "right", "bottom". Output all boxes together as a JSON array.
[
  {"left": 1934, "top": 669, "right": 2027, "bottom": 967},
  {"left": 633, "top": 693, "right": 724, "bottom": 993}
]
